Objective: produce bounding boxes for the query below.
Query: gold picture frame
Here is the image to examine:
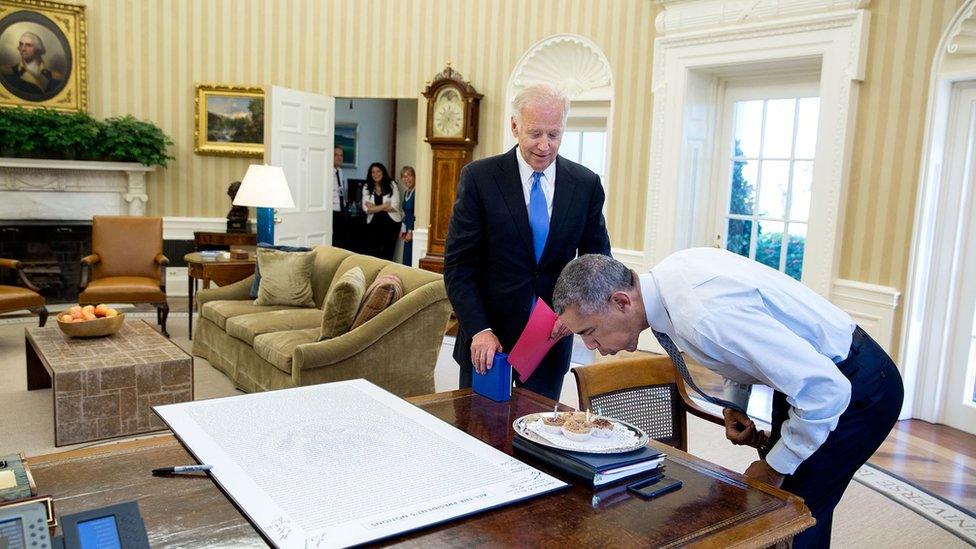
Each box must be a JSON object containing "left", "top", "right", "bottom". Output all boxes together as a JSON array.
[
  {"left": 194, "top": 84, "right": 264, "bottom": 158},
  {"left": 0, "top": 0, "right": 86, "bottom": 111}
]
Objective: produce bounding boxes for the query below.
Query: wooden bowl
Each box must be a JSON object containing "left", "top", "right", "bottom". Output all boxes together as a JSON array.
[{"left": 57, "top": 313, "right": 125, "bottom": 337}]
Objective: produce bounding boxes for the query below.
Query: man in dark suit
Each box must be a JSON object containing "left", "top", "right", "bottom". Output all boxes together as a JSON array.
[{"left": 444, "top": 84, "right": 612, "bottom": 401}]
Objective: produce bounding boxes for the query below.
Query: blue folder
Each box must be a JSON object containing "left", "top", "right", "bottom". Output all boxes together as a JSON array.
[{"left": 472, "top": 352, "right": 513, "bottom": 402}]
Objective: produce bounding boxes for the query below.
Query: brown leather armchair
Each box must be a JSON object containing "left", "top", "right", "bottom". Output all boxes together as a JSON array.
[
  {"left": 79, "top": 216, "right": 170, "bottom": 336},
  {"left": 0, "top": 258, "right": 48, "bottom": 326}
]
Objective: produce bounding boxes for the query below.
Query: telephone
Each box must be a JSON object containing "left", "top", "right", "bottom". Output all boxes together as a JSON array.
[{"left": 0, "top": 499, "right": 149, "bottom": 549}]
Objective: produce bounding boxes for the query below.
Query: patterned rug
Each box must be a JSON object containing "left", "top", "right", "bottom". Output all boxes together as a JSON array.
[{"left": 853, "top": 463, "right": 976, "bottom": 545}]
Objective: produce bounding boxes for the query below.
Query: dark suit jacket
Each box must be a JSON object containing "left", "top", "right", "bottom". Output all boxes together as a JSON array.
[{"left": 444, "top": 147, "right": 611, "bottom": 372}]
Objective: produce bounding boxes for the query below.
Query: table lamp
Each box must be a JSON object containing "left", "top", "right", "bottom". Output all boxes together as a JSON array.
[{"left": 232, "top": 164, "right": 295, "bottom": 245}]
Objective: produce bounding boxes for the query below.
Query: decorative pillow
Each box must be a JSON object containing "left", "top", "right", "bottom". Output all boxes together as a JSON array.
[
  {"left": 319, "top": 267, "right": 367, "bottom": 340},
  {"left": 350, "top": 274, "right": 403, "bottom": 330},
  {"left": 250, "top": 243, "right": 312, "bottom": 298},
  {"left": 253, "top": 248, "right": 317, "bottom": 307}
]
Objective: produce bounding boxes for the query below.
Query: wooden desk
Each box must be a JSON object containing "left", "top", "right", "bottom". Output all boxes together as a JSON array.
[
  {"left": 28, "top": 389, "right": 813, "bottom": 547},
  {"left": 184, "top": 252, "right": 255, "bottom": 340}
]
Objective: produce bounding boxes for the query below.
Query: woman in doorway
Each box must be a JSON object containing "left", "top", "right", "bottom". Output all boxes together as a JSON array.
[
  {"left": 362, "top": 162, "right": 401, "bottom": 260},
  {"left": 399, "top": 166, "right": 416, "bottom": 266}
]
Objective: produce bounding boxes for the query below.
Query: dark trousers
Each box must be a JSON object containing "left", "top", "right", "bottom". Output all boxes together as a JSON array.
[
  {"left": 367, "top": 213, "right": 400, "bottom": 261},
  {"left": 458, "top": 334, "right": 573, "bottom": 402},
  {"left": 332, "top": 211, "right": 349, "bottom": 250},
  {"left": 769, "top": 326, "right": 904, "bottom": 548}
]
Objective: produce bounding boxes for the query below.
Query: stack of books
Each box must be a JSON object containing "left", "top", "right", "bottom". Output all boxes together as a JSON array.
[{"left": 513, "top": 436, "right": 665, "bottom": 488}]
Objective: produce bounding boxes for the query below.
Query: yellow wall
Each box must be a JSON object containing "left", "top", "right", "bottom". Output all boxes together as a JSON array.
[
  {"left": 841, "top": 0, "right": 966, "bottom": 288},
  {"left": 85, "top": 0, "right": 657, "bottom": 250},
  {"left": 88, "top": 0, "right": 967, "bottom": 295}
]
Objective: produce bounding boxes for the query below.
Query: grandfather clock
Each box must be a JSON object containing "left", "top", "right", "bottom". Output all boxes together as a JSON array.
[{"left": 419, "top": 64, "right": 483, "bottom": 273}]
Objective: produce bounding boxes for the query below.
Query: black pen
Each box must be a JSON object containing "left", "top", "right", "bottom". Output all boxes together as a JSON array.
[{"left": 152, "top": 464, "right": 213, "bottom": 476}]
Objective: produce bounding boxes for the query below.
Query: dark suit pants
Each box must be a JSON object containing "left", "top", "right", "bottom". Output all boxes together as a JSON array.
[
  {"left": 459, "top": 335, "right": 573, "bottom": 402},
  {"left": 769, "top": 326, "right": 904, "bottom": 548}
]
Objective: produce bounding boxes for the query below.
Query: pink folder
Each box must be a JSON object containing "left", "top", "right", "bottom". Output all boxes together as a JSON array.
[{"left": 509, "top": 297, "right": 559, "bottom": 382}]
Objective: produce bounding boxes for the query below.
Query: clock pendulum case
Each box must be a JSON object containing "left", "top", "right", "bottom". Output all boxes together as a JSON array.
[{"left": 419, "top": 64, "right": 483, "bottom": 273}]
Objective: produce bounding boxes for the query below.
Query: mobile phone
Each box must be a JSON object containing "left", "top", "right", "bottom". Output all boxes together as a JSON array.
[{"left": 627, "top": 476, "right": 683, "bottom": 499}]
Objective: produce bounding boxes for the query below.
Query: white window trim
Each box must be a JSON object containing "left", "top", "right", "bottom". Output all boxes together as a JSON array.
[{"left": 644, "top": 4, "right": 870, "bottom": 298}]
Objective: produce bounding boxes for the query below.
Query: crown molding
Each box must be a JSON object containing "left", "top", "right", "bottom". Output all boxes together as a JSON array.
[{"left": 654, "top": 0, "right": 870, "bottom": 36}]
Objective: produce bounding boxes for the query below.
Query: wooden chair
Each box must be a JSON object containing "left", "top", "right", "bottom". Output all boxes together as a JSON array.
[
  {"left": 0, "top": 258, "right": 48, "bottom": 326},
  {"left": 78, "top": 216, "right": 170, "bottom": 336},
  {"left": 572, "top": 355, "right": 724, "bottom": 451}
]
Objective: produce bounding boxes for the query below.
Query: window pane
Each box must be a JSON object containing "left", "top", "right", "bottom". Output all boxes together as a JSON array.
[
  {"left": 794, "top": 97, "right": 820, "bottom": 159},
  {"left": 580, "top": 132, "right": 607, "bottom": 175},
  {"left": 560, "top": 131, "right": 581, "bottom": 163},
  {"left": 726, "top": 219, "right": 752, "bottom": 257},
  {"left": 756, "top": 220, "right": 783, "bottom": 270},
  {"left": 762, "top": 99, "right": 796, "bottom": 158},
  {"left": 733, "top": 100, "right": 763, "bottom": 158},
  {"left": 758, "top": 160, "right": 789, "bottom": 218},
  {"left": 729, "top": 160, "right": 757, "bottom": 215},
  {"left": 790, "top": 161, "right": 813, "bottom": 222},
  {"left": 786, "top": 222, "right": 807, "bottom": 280}
]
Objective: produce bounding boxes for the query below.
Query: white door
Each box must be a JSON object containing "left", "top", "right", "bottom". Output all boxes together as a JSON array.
[
  {"left": 940, "top": 82, "right": 976, "bottom": 434},
  {"left": 265, "top": 85, "right": 335, "bottom": 246}
]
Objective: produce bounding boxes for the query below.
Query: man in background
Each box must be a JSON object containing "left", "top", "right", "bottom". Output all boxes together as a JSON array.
[
  {"left": 444, "top": 83, "right": 611, "bottom": 401},
  {"left": 332, "top": 146, "right": 349, "bottom": 249}
]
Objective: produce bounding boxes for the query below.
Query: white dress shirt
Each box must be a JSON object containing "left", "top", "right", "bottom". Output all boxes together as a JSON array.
[
  {"left": 515, "top": 148, "right": 556, "bottom": 219},
  {"left": 333, "top": 167, "right": 346, "bottom": 212},
  {"left": 362, "top": 183, "right": 402, "bottom": 223},
  {"left": 642, "top": 248, "right": 856, "bottom": 475}
]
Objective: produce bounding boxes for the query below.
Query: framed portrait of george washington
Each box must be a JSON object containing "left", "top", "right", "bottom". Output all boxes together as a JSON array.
[
  {"left": 0, "top": 0, "right": 86, "bottom": 111},
  {"left": 195, "top": 84, "right": 264, "bottom": 157}
]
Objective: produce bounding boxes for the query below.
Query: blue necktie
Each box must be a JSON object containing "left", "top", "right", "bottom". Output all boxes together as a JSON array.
[{"left": 528, "top": 171, "right": 549, "bottom": 263}]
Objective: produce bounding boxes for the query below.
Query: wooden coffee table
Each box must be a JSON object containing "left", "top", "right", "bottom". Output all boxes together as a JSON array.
[{"left": 25, "top": 320, "right": 193, "bottom": 447}]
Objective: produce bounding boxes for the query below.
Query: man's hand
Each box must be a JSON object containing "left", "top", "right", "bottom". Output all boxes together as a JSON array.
[
  {"left": 550, "top": 320, "right": 572, "bottom": 341},
  {"left": 470, "top": 330, "right": 503, "bottom": 374},
  {"left": 744, "top": 460, "right": 785, "bottom": 488},
  {"left": 723, "top": 408, "right": 766, "bottom": 447}
]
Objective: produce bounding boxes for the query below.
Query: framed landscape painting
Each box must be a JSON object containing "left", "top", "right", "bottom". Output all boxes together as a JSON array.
[
  {"left": 195, "top": 84, "right": 264, "bottom": 157},
  {"left": 335, "top": 122, "right": 357, "bottom": 168},
  {"left": 0, "top": 0, "right": 87, "bottom": 111}
]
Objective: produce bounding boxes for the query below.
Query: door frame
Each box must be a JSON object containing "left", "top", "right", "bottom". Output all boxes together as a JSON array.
[{"left": 898, "top": 0, "right": 976, "bottom": 423}]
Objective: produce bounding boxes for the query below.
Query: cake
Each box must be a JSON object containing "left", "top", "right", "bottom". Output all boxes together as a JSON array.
[
  {"left": 541, "top": 413, "right": 567, "bottom": 433},
  {"left": 590, "top": 417, "right": 614, "bottom": 438},
  {"left": 561, "top": 420, "right": 593, "bottom": 442}
]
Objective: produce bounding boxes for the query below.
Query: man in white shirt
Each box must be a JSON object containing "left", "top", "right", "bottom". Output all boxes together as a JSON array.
[
  {"left": 552, "top": 250, "right": 903, "bottom": 548},
  {"left": 332, "top": 146, "right": 349, "bottom": 249}
]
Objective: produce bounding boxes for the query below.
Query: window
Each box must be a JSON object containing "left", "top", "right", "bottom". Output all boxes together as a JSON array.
[
  {"left": 717, "top": 85, "right": 820, "bottom": 281},
  {"left": 560, "top": 130, "right": 607, "bottom": 178}
]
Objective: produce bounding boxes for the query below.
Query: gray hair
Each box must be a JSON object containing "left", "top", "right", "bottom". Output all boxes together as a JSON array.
[
  {"left": 19, "top": 32, "right": 45, "bottom": 55},
  {"left": 511, "top": 83, "right": 569, "bottom": 125},
  {"left": 553, "top": 254, "right": 634, "bottom": 315}
]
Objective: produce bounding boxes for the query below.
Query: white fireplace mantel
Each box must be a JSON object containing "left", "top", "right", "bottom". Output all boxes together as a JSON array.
[{"left": 0, "top": 157, "right": 156, "bottom": 220}]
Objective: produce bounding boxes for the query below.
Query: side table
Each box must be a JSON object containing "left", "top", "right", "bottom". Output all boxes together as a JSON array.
[{"left": 185, "top": 252, "right": 256, "bottom": 339}]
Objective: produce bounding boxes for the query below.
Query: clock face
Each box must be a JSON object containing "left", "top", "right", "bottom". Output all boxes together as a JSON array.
[{"left": 432, "top": 87, "right": 465, "bottom": 138}]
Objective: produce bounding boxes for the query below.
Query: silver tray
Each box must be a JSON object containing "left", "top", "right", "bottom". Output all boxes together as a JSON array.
[{"left": 513, "top": 412, "right": 650, "bottom": 454}]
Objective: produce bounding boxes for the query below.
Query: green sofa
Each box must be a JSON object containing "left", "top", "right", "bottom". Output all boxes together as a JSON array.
[{"left": 191, "top": 246, "right": 452, "bottom": 397}]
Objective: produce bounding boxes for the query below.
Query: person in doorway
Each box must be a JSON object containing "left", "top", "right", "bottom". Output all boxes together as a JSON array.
[
  {"left": 399, "top": 166, "right": 416, "bottom": 266},
  {"left": 552, "top": 251, "right": 904, "bottom": 548},
  {"left": 362, "top": 162, "right": 401, "bottom": 260}
]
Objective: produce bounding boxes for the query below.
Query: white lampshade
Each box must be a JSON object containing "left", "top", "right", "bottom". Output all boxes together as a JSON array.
[{"left": 232, "top": 164, "right": 295, "bottom": 208}]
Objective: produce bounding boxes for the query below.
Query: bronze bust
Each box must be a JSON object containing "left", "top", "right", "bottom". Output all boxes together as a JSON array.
[{"left": 226, "top": 181, "right": 251, "bottom": 233}]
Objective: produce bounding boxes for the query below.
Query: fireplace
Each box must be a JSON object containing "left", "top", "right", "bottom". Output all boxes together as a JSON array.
[{"left": 0, "top": 221, "right": 91, "bottom": 303}]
